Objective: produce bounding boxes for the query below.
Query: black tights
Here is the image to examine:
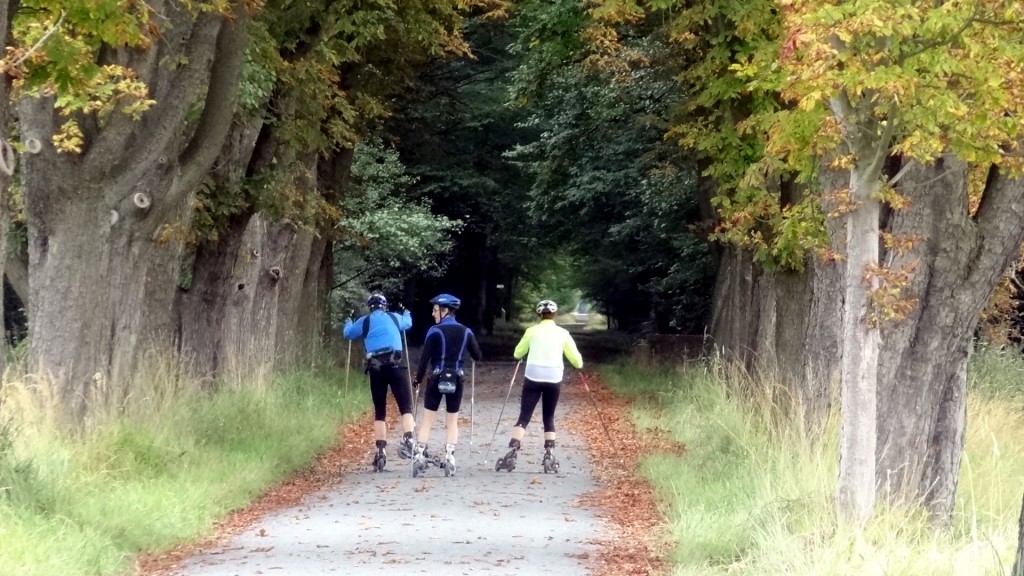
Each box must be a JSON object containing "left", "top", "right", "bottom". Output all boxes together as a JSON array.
[
  {"left": 514, "top": 378, "right": 561, "bottom": 433},
  {"left": 369, "top": 364, "right": 412, "bottom": 421}
]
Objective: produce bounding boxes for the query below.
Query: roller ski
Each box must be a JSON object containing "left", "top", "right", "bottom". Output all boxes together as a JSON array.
[
  {"left": 412, "top": 443, "right": 457, "bottom": 477},
  {"left": 399, "top": 432, "right": 415, "bottom": 460},
  {"left": 542, "top": 440, "right": 559, "bottom": 474},
  {"left": 372, "top": 440, "right": 387, "bottom": 473},
  {"left": 412, "top": 443, "right": 433, "bottom": 478},
  {"left": 495, "top": 438, "right": 520, "bottom": 472},
  {"left": 440, "top": 443, "right": 457, "bottom": 477}
]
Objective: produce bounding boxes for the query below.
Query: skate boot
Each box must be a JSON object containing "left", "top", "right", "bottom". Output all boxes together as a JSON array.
[
  {"left": 441, "top": 443, "right": 457, "bottom": 477},
  {"left": 495, "top": 438, "right": 520, "bottom": 472},
  {"left": 372, "top": 440, "right": 387, "bottom": 473},
  {"left": 412, "top": 442, "right": 429, "bottom": 478},
  {"left": 542, "top": 439, "right": 559, "bottom": 474},
  {"left": 399, "top": 432, "right": 415, "bottom": 459}
]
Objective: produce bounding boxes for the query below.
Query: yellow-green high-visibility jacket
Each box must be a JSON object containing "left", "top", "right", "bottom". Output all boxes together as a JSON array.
[{"left": 513, "top": 319, "right": 584, "bottom": 383}]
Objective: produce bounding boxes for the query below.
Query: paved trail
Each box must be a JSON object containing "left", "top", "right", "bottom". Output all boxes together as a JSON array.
[{"left": 170, "top": 363, "right": 605, "bottom": 576}]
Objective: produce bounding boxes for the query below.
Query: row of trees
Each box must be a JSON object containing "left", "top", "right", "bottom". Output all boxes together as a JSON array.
[
  {"left": 546, "top": 0, "right": 1024, "bottom": 527},
  {"left": 3, "top": 0, "right": 1022, "bottom": 530}
]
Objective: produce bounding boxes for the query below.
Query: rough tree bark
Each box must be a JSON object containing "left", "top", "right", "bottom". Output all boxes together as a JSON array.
[
  {"left": 181, "top": 132, "right": 352, "bottom": 381},
  {"left": 708, "top": 166, "right": 847, "bottom": 435},
  {"left": 877, "top": 157, "right": 1024, "bottom": 524},
  {"left": 18, "top": 3, "right": 246, "bottom": 425},
  {"left": 0, "top": 0, "right": 17, "bottom": 386}
]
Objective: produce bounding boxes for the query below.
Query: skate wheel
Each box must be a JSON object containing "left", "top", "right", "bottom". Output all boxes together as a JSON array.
[
  {"left": 444, "top": 464, "right": 452, "bottom": 477},
  {"left": 412, "top": 464, "right": 419, "bottom": 478},
  {"left": 494, "top": 458, "right": 503, "bottom": 472}
]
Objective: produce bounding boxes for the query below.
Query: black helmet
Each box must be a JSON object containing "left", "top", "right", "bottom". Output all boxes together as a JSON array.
[
  {"left": 367, "top": 293, "right": 388, "bottom": 310},
  {"left": 430, "top": 293, "right": 461, "bottom": 311}
]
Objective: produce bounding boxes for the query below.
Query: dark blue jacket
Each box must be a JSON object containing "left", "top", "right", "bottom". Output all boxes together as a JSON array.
[{"left": 415, "top": 316, "right": 482, "bottom": 382}]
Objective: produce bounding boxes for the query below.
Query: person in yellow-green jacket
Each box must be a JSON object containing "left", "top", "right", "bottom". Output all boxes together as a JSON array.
[{"left": 495, "top": 299, "right": 583, "bottom": 474}]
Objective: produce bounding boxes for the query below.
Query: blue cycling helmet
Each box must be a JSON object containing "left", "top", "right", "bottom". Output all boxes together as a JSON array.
[
  {"left": 367, "top": 293, "right": 388, "bottom": 310},
  {"left": 430, "top": 293, "right": 461, "bottom": 311}
]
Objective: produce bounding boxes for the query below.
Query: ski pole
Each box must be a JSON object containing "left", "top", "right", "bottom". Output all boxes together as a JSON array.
[
  {"left": 580, "top": 372, "right": 615, "bottom": 449},
  {"left": 490, "top": 359, "right": 521, "bottom": 443},
  {"left": 402, "top": 329, "right": 414, "bottom": 390},
  {"left": 470, "top": 361, "right": 476, "bottom": 454},
  {"left": 345, "top": 340, "right": 352, "bottom": 394},
  {"left": 483, "top": 360, "right": 521, "bottom": 463},
  {"left": 401, "top": 327, "right": 419, "bottom": 424},
  {"left": 344, "top": 308, "right": 354, "bottom": 395}
]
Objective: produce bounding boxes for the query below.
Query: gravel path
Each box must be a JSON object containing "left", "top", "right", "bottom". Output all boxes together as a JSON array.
[{"left": 168, "top": 363, "right": 605, "bottom": 576}]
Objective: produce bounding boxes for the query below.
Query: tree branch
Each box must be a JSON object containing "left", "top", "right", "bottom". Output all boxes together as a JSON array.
[
  {"left": 90, "top": 10, "right": 222, "bottom": 185},
  {"left": 968, "top": 165, "right": 1024, "bottom": 292},
  {"left": 6, "top": 9, "right": 62, "bottom": 69},
  {"left": 897, "top": 3, "right": 979, "bottom": 64},
  {"left": 332, "top": 264, "right": 373, "bottom": 291},
  {"left": 175, "top": 5, "right": 248, "bottom": 197}
]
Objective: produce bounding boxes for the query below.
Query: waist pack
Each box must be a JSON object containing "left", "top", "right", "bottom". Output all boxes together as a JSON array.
[
  {"left": 365, "top": 350, "right": 402, "bottom": 373},
  {"left": 434, "top": 368, "right": 459, "bottom": 394}
]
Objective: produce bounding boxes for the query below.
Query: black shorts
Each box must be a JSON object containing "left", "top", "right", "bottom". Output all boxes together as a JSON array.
[{"left": 423, "top": 373, "right": 464, "bottom": 413}]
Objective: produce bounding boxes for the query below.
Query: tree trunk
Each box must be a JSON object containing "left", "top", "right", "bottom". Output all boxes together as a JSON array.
[
  {"left": 0, "top": 0, "right": 16, "bottom": 387},
  {"left": 22, "top": 177, "right": 188, "bottom": 419},
  {"left": 709, "top": 242, "right": 842, "bottom": 433},
  {"left": 273, "top": 228, "right": 322, "bottom": 369},
  {"left": 181, "top": 212, "right": 313, "bottom": 384},
  {"left": 4, "top": 240, "right": 27, "bottom": 309},
  {"left": 179, "top": 213, "right": 249, "bottom": 379},
  {"left": 709, "top": 245, "right": 766, "bottom": 370},
  {"left": 17, "top": 8, "right": 245, "bottom": 425},
  {"left": 836, "top": 159, "right": 882, "bottom": 524},
  {"left": 876, "top": 157, "right": 1024, "bottom": 524}
]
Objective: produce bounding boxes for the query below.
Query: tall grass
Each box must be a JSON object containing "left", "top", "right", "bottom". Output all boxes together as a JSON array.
[
  {"left": 0, "top": 355, "right": 368, "bottom": 576},
  {"left": 600, "top": 347, "right": 1024, "bottom": 575}
]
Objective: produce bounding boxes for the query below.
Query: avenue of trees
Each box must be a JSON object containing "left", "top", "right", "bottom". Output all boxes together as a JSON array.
[{"left": 0, "top": 0, "right": 1022, "bottom": 531}]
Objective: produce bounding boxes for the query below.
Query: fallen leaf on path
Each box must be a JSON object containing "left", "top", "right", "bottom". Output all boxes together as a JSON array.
[{"left": 565, "top": 371, "right": 678, "bottom": 576}]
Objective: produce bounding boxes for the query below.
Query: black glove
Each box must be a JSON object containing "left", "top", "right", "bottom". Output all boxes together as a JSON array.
[{"left": 412, "top": 378, "right": 421, "bottom": 389}]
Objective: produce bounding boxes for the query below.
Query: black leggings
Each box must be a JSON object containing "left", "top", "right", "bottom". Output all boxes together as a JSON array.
[
  {"left": 369, "top": 364, "right": 412, "bottom": 421},
  {"left": 423, "top": 375, "right": 464, "bottom": 413},
  {"left": 514, "top": 378, "right": 561, "bottom": 433}
]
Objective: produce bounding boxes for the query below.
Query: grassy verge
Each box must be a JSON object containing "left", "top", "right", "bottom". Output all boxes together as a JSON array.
[
  {"left": 0, "top": 363, "right": 367, "bottom": 576},
  {"left": 599, "top": 347, "right": 1024, "bottom": 575}
]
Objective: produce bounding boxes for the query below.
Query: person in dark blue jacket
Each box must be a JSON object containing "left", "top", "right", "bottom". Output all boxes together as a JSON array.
[
  {"left": 343, "top": 293, "right": 415, "bottom": 471},
  {"left": 411, "top": 294, "right": 482, "bottom": 475}
]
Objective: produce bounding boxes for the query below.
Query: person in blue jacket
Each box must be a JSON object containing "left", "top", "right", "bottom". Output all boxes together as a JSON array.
[
  {"left": 343, "top": 293, "right": 415, "bottom": 471},
  {"left": 411, "top": 294, "right": 482, "bottom": 475}
]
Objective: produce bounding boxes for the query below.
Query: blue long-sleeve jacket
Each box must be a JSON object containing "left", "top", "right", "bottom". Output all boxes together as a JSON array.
[{"left": 343, "top": 310, "right": 412, "bottom": 356}]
